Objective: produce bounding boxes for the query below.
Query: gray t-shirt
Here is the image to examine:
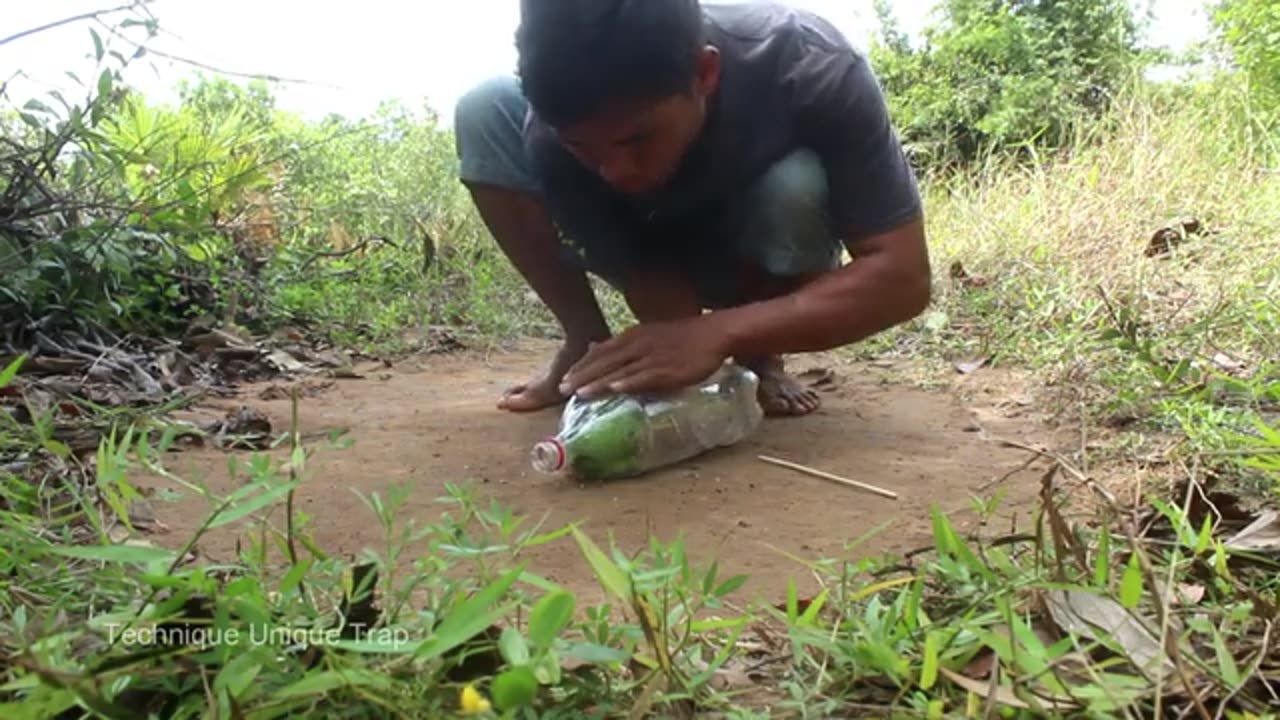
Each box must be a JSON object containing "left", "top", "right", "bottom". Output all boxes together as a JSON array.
[{"left": 522, "top": 2, "right": 921, "bottom": 278}]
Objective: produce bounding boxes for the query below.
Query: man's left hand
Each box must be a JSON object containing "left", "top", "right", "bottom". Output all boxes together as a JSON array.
[{"left": 559, "top": 316, "right": 729, "bottom": 399}]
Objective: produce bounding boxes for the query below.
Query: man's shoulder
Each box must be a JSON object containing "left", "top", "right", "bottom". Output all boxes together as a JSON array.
[
  {"left": 711, "top": 1, "right": 860, "bottom": 48},
  {"left": 705, "top": 2, "right": 862, "bottom": 63},
  {"left": 705, "top": 1, "right": 870, "bottom": 115}
]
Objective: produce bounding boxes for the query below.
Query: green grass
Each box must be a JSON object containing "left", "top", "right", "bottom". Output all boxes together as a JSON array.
[
  {"left": 853, "top": 81, "right": 1280, "bottom": 483},
  {"left": 5, "top": 57, "right": 1280, "bottom": 719},
  {"left": 3, "top": 369, "right": 1278, "bottom": 718}
]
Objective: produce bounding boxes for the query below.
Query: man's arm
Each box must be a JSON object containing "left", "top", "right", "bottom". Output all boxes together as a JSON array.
[
  {"left": 709, "top": 218, "right": 930, "bottom": 358},
  {"left": 710, "top": 41, "right": 931, "bottom": 354},
  {"left": 467, "top": 184, "right": 611, "bottom": 346},
  {"left": 558, "top": 220, "right": 929, "bottom": 399}
]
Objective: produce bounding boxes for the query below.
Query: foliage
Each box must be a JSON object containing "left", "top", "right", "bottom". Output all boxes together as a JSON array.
[
  {"left": 1, "top": 18, "right": 554, "bottom": 349},
  {"left": 855, "top": 78, "right": 1280, "bottom": 486},
  {"left": 0, "top": 15, "right": 280, "bottom": 337},
  {"left": 2, "top": 393, "right": 1279, "bottom": 717},
  {"left": 3, "top": 3, "right": 1280, "bottom": 718},
  {"left": 870, "top": 0, "right": 1148, "bottom": 166},
  {"left": 1212, "top": 0, "right": 1280, "bottom": 111}
]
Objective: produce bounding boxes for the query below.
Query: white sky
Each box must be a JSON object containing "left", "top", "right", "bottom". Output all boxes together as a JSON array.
[{"left": 2, "top": 1, "right": 1211, "bottom": 126}]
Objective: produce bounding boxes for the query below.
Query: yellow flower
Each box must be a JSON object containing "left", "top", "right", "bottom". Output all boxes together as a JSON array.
[{"left": 459, "top": 683, "right": 491, "bottom": 715}]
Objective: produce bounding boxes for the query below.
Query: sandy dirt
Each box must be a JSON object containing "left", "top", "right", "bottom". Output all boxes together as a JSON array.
[{"left": 144, "top": 340, "right": 1057, "bottom": 604}]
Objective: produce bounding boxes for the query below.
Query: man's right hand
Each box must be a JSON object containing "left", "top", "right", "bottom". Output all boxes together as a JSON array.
[{"left": 498, "top": 340, "right": 593, "bottom": 412}]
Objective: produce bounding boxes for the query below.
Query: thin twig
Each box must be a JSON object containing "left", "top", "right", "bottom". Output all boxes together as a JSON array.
[
  {"left": 285, "top": 388, "right": 300, "bottom": 568},
  {"left": 1215, "top": 620, "right": 1274, "bottom": 719},
  {"left": 0, "top": 2, "right": 149, "bottom": 47},
  {"left": 982, "top": 433, "right": 1119, "bottom": 505},
  {"left": 757, "top": 455, "right": 898, "bottom": 500},
  {"left": 93, "top": 16, "right": 341, "bottom": 89},
  {"left": 1097, "top": 461, "right": 1214, "bottom": 720},
  {"left": 979, "top": 451, "right": 1042, "bottom": 491}
]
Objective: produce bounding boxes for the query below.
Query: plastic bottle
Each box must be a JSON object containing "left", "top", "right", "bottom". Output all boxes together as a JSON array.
[{"left": 530, "top": 363, "right": 764, "bottom": 480}]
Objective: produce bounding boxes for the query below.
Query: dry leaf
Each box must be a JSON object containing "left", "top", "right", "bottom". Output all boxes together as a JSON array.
[
  {"left": 710, "top": 666, "right": 756, "bottom": 692},
  {"left": 1225, "top": 511, "right": 1280, "bottom": 552},
  {"left": 939, "top": 667, "right": 1076, "bottom": 712},
  {"left": 107, "top": 524, "right": 130, "bottom": 544},
  {"left": 1170, "top": 583, "right": 1205, "bottom": 606},
  {"left": 264, "top": 350, "right": 306, "bottom": 373},
  {"left": 128, "top": 500, "right": 155, "bottom": 525},
  {"left": 1210, "top": 352, "right": 1246, "bottom": 374},
  {"left": 1044, "top": 590, "right": 1174, "bottom": 681},
  {"left": 198, "top": 406, "right": 273, "bottom": 450},
  {"left": 954, "top": 357, "right": 990, "bottom": 375},
  {"left": 962, "top": 648, "right": 997, "bottom": 679}
]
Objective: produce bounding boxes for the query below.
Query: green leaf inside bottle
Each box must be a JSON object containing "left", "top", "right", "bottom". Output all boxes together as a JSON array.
[{"left": 560, "top": 400, "right": 648, "bottom": 480}]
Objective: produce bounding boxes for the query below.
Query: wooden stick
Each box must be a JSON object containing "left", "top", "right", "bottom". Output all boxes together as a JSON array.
[{"left": 757, "top": 455, "right": 899, "bottom": 500}]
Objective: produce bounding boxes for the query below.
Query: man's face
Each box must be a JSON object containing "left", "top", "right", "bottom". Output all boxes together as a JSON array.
[{"left": 555, "top": 46, "right": 720, "bottom": 196}]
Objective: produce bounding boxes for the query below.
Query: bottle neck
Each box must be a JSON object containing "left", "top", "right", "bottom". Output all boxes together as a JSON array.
[{"left": 531, "top": 437, "right": 566, "bottom": 474}]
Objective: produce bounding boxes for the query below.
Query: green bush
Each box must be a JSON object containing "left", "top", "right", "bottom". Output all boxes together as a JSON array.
[
  {"left": 1213, "top": 0, "right": 1280, "bottom": 111},
  {"left": 870, "top": 0, "right": 1147, "bottom": 166}
]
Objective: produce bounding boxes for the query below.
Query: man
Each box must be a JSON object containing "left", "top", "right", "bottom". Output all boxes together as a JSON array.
[{"left": 453, "top": 0, "right": 931, "bottom": 417}]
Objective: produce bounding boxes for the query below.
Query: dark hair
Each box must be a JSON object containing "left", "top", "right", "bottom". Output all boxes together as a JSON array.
[{"left": 515, "top": 0, "right": 705, "bottom": 129}]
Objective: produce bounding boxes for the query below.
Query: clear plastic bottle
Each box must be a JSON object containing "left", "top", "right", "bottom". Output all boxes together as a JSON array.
[{"left": 530, "top": 363, "right": 764, "bottom": 480}]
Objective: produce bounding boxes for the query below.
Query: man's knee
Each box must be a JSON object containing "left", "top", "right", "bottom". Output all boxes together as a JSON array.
[
  {"left": 453, "top": 76, "right": 540, "bottom": 195},
  {"left": 737, "top": 148, "right": 840, "bottom": 276}
]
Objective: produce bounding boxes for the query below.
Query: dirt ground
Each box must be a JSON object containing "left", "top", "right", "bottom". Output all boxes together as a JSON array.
[{"left": 145, "top": 339, "right": 1059, "bottom": 604}]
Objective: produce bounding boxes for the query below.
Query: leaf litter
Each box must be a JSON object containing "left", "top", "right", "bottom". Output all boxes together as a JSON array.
[{"left": 0, "top": 319, "right": 441, "bottom": 545}]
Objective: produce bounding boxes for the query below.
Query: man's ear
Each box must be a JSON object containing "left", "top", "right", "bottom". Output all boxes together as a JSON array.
[{"left": 694, "top": 45, "right": 721, "bottom": 97}]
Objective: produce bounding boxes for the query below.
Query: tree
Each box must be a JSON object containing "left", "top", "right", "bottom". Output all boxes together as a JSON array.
[
  {"left": 870, "top": 0, "right": 1148, "bottom": 167},
  {"left": 1212, "top": 0, "right": 1280, "bottom": 110}
]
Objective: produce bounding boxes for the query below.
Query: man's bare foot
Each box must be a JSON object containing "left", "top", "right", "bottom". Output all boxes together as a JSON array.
[
  {"left": 741, "top": 355, "right": 821, "bottom": 417},
  {"left": 498, "top": 340, "right": 592, "bottom": 412},
  {"left": 499, "top": 373, "right": 567, "bottom": 412}
]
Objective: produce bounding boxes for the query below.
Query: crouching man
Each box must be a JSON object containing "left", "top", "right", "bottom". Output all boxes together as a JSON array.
[{"left": 453, "top": 0, "right": 931, "bottom": 417}]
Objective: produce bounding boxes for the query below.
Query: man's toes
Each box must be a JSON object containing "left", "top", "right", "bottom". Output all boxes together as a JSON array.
[
  {"left": 758, "top": 382, "right": 821, "bottom": 417},
  {"left": 794, "top": 387, "right": 821, "bottom": 414}
]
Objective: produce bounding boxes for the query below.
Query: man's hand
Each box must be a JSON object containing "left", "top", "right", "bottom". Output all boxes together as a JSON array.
[{"left": 559, "top": 316, "right": 729, "bottom": 399}]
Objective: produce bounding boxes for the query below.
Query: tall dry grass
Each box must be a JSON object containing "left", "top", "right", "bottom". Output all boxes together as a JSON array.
[{"left": 908, "top": 81, "right": 1279, "bottom": 375}]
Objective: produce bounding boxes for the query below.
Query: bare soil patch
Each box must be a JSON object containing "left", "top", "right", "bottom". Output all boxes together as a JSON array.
[{"left": 144, "top": 340, "right": 1060, "bottom": 604}]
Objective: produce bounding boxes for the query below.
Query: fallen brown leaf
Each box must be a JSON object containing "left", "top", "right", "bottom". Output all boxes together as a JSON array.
[
  {"left": 962, "top": 648, "right": 997, "bottom": 679},
  {"left": 1043, "top": 589, "right": 1174, "bottom": 682},
  {"left": 264, "top": 350, "right": 306, "bottom": 374},
  {"left": 1210, "top": 352, "right": 1247, "bottom": 375},
  {"left": 939, "top": 667, "right": 1077, "bottom": 712},
  {"left": 198, "top": 406, "right": 273, "bottom": 450},
  {"left": 1225, "top": 511, "right": 1280, "bottom": 552},
  {"left": 954, "top": 357, "right": 990, "bottom": 375},
  {"left": 1170, "top": 583, "right": 1205, "bottom": 606}
]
